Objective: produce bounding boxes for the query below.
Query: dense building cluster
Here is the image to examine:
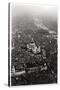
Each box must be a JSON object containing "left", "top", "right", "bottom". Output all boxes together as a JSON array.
[{"left": 11, "top": 29, "right": 57, "bottom": 85}]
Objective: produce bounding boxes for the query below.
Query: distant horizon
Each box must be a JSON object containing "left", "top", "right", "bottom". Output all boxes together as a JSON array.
[
  {"left": 11, "top": 3, "right": 57, "bottom": 34},
  {"left": 12, "top": 3, "right": 57, "bottom": 21}
]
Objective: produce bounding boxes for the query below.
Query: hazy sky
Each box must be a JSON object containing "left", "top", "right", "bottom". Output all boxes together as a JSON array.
[{"left": 12, "top": 3, "right": 57, "bottom": 20}]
